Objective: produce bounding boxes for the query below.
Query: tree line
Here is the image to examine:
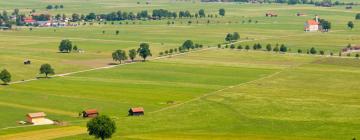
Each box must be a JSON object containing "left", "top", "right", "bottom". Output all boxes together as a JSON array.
[
  {"left": 219, "top": 42, "right": 360, "bottom": 58},
  {"left": 112, "top": 43, "right": 152, "bottom": 64},
  {"left": 159, "top": 40, "right": 205, "bottom": 56},
  {"left": 71, "top": 8, "right": 225, "bottom": 22},
  {"left": 46, "top": 5, "right": 64, "bottom": 10}
]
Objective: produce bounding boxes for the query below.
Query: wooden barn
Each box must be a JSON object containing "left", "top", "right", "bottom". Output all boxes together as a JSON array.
[
  {"left": 266, "top": 12, "right": 277, "bottom": 17},
  {"left": 82, "top": 109, "right": 99, "bottom": 118},
  {"left": 26, "top": 112, "right": 54, "bottom": 125},
  {"left": 128, "top": 107, "right": 144, "bottom": 116}
]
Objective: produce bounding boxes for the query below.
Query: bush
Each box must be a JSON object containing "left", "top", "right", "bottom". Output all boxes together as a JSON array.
[
  {"left": 297, "top": 49, "right": 302, "bottom": 53},
  {"left": 310, "top": 47, "right": 317, "bottom": 54}
]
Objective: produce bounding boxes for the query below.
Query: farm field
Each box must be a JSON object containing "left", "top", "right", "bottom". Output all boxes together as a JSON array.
[{"left": 0, "top": 0, "right": 360, "bottom": 140}]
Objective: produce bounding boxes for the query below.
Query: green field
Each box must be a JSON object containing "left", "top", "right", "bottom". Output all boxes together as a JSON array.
[{"left": 0, "top": 0, "right": 360, "bottom": 140}]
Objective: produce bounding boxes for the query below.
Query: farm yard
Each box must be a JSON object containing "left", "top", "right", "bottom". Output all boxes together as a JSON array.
[{"left": 0, "top": 0, "right": 360, "bottom": 139}]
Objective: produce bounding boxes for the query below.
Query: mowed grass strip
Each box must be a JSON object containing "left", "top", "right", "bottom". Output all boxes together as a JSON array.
[{"left": 0, "top": 126, "right": 86, "bottom": 140}]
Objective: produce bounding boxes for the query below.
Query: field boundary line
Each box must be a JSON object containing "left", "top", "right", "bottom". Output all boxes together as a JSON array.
[{"left": 149, "top": 70, "right": 283, "bottom": 114}]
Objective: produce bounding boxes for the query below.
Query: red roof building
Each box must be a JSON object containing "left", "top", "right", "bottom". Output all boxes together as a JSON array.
[
  {"left": 128, "top": 107, "right": 144, "bottom": 116},
  {"left": 82, "top": 109, "right": 99, "bottom": 118},
  {"left": 24, "top": 17, "right": 36, "bottom": 24},
  {"left": 305, "top": 16, "right": 320, "bottom": 32}
]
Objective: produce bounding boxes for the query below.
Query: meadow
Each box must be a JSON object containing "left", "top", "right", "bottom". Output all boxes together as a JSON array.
[{"left": 0, "top": 0, "right": 360, "bottom": 139}]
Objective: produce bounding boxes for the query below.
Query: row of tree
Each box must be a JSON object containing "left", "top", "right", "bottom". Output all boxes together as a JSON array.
[
  {"left": 46, "top": 5, "right": 64, "bottom": 10},
  {"left": 159, "top": 40, "right": 204, "bottom": 56},
  {"left": 0, "top": 64, "right": 55, "bottom": 85},
  {"left": 219, "top": 43, "right": 289, "bottom": 53},
  {"left": 220, "top": 42, "right": 360, "bottom": 58},
  {"left": 112, "top": 43, "right": 152, "bottom": 63},
  {"left": 71, "top": 8, "right": 225, "bottom": 22}
]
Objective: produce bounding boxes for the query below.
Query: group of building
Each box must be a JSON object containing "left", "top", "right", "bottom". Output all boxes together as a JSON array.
[
  {"left": 24, "top": 107, "right": 144, "bottom": 126},
  {"left": 23, "top": 17, "right": 76, "bottom": 27}
]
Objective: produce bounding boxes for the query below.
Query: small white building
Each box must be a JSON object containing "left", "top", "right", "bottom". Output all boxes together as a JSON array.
[
  {"left": 26, "top": 112, "right": 54, "bottom": 125},
  {"left": 304, "top": 16, "right": 320, "bottom": 32}
]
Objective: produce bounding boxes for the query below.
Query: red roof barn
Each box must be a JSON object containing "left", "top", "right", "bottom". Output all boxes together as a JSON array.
[
  {"left": 82, "top": 109, "right": 99, "bottom": 118},
  {"left": 128, "top": 107, "right": 144, "bottom": 116}
]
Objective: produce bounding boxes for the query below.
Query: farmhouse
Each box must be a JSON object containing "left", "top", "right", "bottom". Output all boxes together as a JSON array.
[
  {"left": 129, "top": 107, "right": 144, "bottom": 116},
  {"left": 82, "top": 109, "right": 99, "bottom": 118},
  {"left": 304, "top": 16, "right": 319, "bottom": 32},
  {"left": 26, "top": 112, "right": 54, "bottom": 125},
  {"left": 265, "top": 12, "right": 277, "bottom": 17}
]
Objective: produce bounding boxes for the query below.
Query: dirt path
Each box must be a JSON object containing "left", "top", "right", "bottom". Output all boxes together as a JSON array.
[{"left": 149, "top": 70, "right": 283, "bottom": 114}]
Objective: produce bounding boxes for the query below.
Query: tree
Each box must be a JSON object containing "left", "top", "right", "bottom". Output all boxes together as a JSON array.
[
  {"left": 73, "top": 45, "right": 78, "bottom": 52},
  {"left": 46, "top": 5, "right": 53, "bottom": 10},
  {"left": 58, "top": 39, "right": 72, "bottom": 53},
  {"left": 112, "top": 50, "right": 127, "bottom": 64},
  {"left": 230, "top": 44, "right": 235, "bottom": 49},
  {"left": 182, "top": 40, "right": 194, "bottom": 50},
  {"left": 356, "top": 13, "right": 360, "bottom": 20},
  {"left": 137, "top": 43, "right": 152, "bottom": 61},
  {"left": 219, "top": 8, "right": 225, "bottom": 17},
  {"left": 320, "top": 50, "right": 325, "bottom": 55},
  {"left": 348, "top": 21, "right": 354, "bottom": 29},
  {"left": 356, "top": 54, "right": 360, "bottom": 58},
  {"left": 310, "top": 47, "right": 317, "bottom": 54},
  {"left": 39, "top": 64, "right": 55, "bottom": 78},
  {"left": 87, "top": 115, "right": 116, "bottom": 140},
  {"left": 128, "top": 49, "right": 137, "bottom": 62},
  {"left": 233, "top": 32, "right": 240, "bottom": 41},
  {"left": 237, "top": 45, "right": 243, "bottom": 50},
  {"left": 298, "top": 49, "right": 302, "bottom": 53},
  {"left": 273, "top": 46, "right": 279, "bottom": 52},
  {"left": 72, "top": 13, "right": 80, "bottom": 22},
  {"left": 245, "top": 45, "right": 250, "bottom": 50},
  {"left": 280, "top": 44, "right": 287, "bottom": 52},
  {"left": 266, "top": 44, "right": 272, "bottom": 51},
  {"left": 225, "top": 33, "right": 233, "bottom": 42},
  {"left": 0, "top": 69, "right": 11, "bottom": 85},
  {"left": 115, "top": 30, "right": 119, "bottom": 35},
  {"left": 320, "top": 20, "right": 331, "bottom": 32},
  {"left": 198, "top": 9, "right": 205, "bottom": 18}
]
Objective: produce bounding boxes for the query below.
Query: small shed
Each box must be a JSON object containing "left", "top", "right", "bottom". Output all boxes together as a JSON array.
[
  {"left": 26, "top": 112, "right": 54, "bottom": 125},
  {"left": 82, "top": 109, "right": 99, "bottom": 118},
  {"left": 128, "top": 107, "right": 144, "bottom": 116},
  {"left": 266, "top": 12, "right": 277, "bottom": 17},
  {"left": 24, "top": 60, "right": 31, "bottom": 65}
]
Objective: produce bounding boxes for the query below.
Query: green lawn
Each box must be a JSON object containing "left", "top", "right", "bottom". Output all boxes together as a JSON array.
[{"left": 0, "top": 0, "right": 360, "bottom": 139}]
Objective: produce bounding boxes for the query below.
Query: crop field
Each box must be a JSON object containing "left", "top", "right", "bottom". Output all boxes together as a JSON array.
[{"left": 0, "top": 0, "right": 360, "bottom": 140}]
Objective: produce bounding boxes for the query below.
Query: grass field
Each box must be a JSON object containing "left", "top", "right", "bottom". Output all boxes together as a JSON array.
[{"left": 1, "top": 0, "right": 360, "bottom": 139}]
